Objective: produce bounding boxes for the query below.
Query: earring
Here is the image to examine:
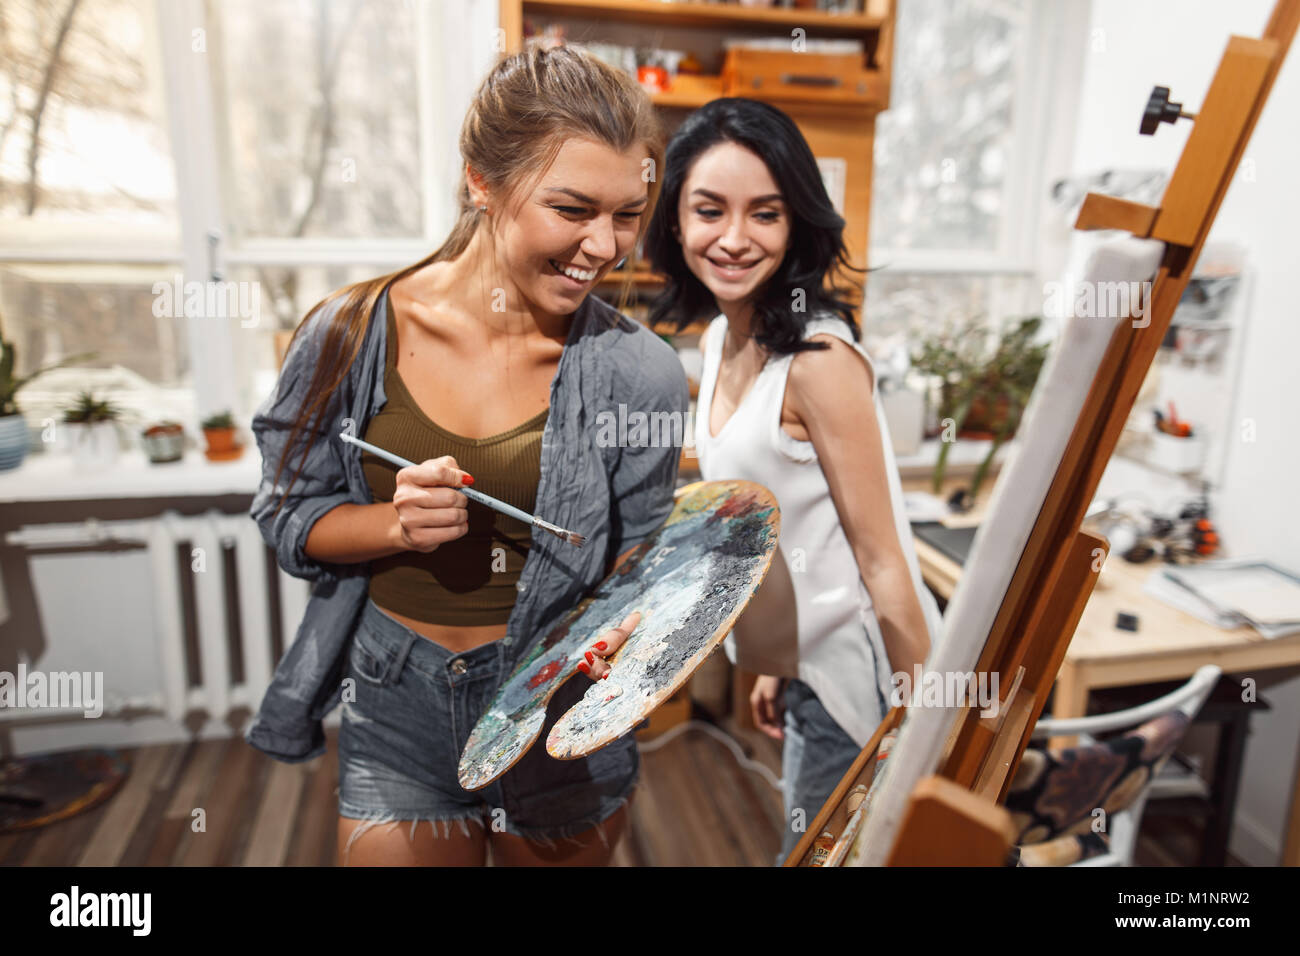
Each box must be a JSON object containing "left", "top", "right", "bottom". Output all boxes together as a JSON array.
[{"left": 478, "top": 204, "right": 489, "bottom": 213}]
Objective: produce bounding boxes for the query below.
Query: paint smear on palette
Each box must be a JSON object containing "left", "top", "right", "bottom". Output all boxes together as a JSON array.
[{"left": 457, "top": 480, "right": 779, "bottom": 790}]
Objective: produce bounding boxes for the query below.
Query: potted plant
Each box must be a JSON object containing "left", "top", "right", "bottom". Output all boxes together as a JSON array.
[
  {"left": 141, "top": 420, "right": 185, "bottom": 463},
  {"left": 913, "top": 320, "right": 986, "bottom": 437},
  {"left": 200, "top": 409, "right": 243, "bottom": 461},
  {"left": 913, "top": 316, "right": 1051, "bottom": 499},
  {"left": 62, "top": 389, "right": 123, "bottom": 470},
  {"left": 0, "top": 313, "right": 97, "bottom": 471}
]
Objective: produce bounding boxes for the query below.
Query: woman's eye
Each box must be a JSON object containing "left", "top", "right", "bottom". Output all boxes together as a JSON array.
[
  {"left": 696, "top": 208, "right": 721, "bottom": 219},
  {"left": 756, "top": 211, "right": 780, "bottom": 223},
  {"left": 555, "top": 205, "right": 642, "bottom": 222}
]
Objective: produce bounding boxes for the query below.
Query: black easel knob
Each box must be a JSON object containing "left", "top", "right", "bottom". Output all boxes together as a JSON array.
[{"left": 1140, "top": 85, "right": 1196, "bottom": 135}]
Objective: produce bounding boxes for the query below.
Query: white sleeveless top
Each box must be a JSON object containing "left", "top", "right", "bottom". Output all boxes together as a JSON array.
[{"left": 694, "top": 313, "right": 943, "bottom": 748}]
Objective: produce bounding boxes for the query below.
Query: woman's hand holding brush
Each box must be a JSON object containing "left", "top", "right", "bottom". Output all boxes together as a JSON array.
[
  {"left": 390, "top": 454, "right": 475, "bottom": 554},
  {"left": 340, "top": 433, "right": 585, "bottom": 548}
]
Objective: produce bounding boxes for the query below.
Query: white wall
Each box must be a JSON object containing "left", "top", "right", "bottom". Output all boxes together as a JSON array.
[{"left": 1070, "top": 0, "right": 1300, "bottom": 865}]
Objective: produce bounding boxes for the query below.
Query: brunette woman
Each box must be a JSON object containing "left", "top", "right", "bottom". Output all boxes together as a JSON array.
[{"left": 643, "top": 97, "right": 942, "bottom": 864}]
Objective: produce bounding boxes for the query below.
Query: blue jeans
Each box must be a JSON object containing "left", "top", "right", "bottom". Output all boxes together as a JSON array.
[
  {"left": 778, "top": 678, "right": 863, "bottom": 864},
  {"left": 337, "top": 598, "right": 639, "bottom": 861}
]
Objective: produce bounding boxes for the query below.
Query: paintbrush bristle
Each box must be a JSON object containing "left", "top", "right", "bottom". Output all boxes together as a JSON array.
[{"left": 536, "top": 518, "right": 585, "bottom": 548}]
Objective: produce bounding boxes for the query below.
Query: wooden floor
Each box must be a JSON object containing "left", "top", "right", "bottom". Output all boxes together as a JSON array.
[{"left": 0, "top": 720, "right": 1246, "bottom": 866}]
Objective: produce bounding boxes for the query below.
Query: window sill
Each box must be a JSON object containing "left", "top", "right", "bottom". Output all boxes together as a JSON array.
[
  {"left": 0, "top": 449, "right": 261, "bottom": 503},
  {"left": 895, "top": 437, "right": 1011, "bottom": 480}
]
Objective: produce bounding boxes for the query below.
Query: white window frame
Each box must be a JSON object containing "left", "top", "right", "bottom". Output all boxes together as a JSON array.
[
  {"left": 1, "top": 0, "right": 1087, "bottom": 417},
  {"left": 0, "top": 0, "right": 488, "bottom": 422},
  {"left": 867, "top": 0, "right": 1087, "bottom": 278}
]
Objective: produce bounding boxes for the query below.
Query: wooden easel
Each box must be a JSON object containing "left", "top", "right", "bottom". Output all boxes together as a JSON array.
[{"left": 787, "top": 0, "right": 1298, "bottom": 867}]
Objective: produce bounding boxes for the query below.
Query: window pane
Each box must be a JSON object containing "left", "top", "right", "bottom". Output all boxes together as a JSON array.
[
  {"left": 0, "top": 262, "right": 193, "bottom": 438},
  {"left": 209, "top": 0, "right": 423, "bottom": 241},
  {"left": 0, "top": 0, "right": 178, "bottom": 235},
  {"left": 230, "top": 264, "right": 379, "bottom": 419},
  {"left": 870, "top": 0, "right": 1025, "bottom": 253},
  {"left": 864, "top": 270, "right": 1040, "bottom": 341}
]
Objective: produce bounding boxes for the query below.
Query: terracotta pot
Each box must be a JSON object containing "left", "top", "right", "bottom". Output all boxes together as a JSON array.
[
  {"left": 930, "top": 381, "right": 1020, "bottom": 441},
  {"left": 960, "top": 394, "right": 1015, "bottom": 440},
  {"left": 202, "top": 426, "right": 242, "bottom": 461}
]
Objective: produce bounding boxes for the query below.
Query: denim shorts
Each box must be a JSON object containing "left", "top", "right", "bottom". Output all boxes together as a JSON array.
[
  {"left": 337, "top": 597, "right": 639, "bottom": 855},
  {"left": 778, "top": 678, "right": 863, "bottom": 864}
]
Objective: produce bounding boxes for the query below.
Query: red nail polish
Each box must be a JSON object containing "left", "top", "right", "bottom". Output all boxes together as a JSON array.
[
  {"left": 462, "top": 475, "right": 474, "bottom": 485},
  {"left": 577, "top": 661, "right": 590, "bottom": 674},
  {"left": 593, "top": 641, "right": 607, "bottom": 651},
  {"left": 584, "top": 651, "right": 594, "bottom": 665},
  {"left": 600, "top": 672, "right": 609, "bottom": 680}
]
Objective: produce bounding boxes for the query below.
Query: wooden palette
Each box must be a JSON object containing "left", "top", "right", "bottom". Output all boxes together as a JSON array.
[{"left": 457, "top": 480, "right": 780, "bottom": 791}]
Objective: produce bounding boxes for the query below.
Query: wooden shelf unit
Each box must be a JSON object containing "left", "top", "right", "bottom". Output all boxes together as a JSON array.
[{"left": 514, "top": 0, "right": 887, "bottom": 33}]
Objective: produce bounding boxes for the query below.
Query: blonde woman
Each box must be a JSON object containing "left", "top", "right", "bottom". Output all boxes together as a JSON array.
[{"left": 246, "top": 45, "right": 687, "bottom": 866}]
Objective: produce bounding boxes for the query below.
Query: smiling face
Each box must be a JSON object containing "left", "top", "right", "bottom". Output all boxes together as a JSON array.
[
  {"left": 470, "top": 137, "right": 650, "bottom": 319},
  {"left": 674, "top": 141, "right": 790, "bottom": 313}
]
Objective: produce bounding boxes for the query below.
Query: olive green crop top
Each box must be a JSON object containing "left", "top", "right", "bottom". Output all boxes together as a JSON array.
[{"left": 361, "top": 297, "right": 547, "bottom": 625}]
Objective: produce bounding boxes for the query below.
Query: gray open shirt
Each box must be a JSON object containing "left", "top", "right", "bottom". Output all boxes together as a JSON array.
[{"left": 245, "top": 286, "right": 689, "bottom": 762}]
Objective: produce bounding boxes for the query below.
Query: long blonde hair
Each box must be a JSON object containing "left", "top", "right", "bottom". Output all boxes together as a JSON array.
[{"left": 268, "top": 43, "right": 664, "bottom": 516}]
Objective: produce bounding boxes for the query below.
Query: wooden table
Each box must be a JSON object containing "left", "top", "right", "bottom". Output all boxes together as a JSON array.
[{"left": 905, "top": 475, "right": 1300, "bottom": 865}]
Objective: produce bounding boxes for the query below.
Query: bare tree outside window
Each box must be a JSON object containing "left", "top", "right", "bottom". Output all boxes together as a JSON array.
[
  {"left": 210, "top": 0, "right": 423, "bottom": 329},
  {"left": 0, "top": 0, "right": 426, "bottom": 437},
  {"left": 865, "top": 0, "right": 1036, "bottom": 349},
  {"left": 870, "top": 0, "right": 1024, "bottom": 254},
  {"left": 0, "top": 0, "right": 177, "bottom": 225},
  {"left": 0, "top": 0, "right": 185, "bottom": 438}
]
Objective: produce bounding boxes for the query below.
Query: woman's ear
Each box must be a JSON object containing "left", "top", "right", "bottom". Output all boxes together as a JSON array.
[{"left": 465, "top": 162, "right": 489, "bottom": 208}]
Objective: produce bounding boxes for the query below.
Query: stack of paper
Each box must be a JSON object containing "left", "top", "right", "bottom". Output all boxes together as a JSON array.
[
  {"left": 1143, "top": 557, "right": 1300, "bottom": 639},
  {"left": 903, "top": 491, "right": 951, "bottom": 524}
]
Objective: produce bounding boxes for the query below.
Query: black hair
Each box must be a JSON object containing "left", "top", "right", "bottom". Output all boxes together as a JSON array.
[{"left": 643, "top": 97, "right": 864, "bottom": 354}]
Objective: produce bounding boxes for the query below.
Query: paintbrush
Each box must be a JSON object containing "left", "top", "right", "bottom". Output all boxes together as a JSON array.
[
  {"left": 822, "top": 784, "right": 871, "bottom": 868},
  {"left": 338, "top": 432, "right": 586, "bottom": 548},
  {"left": 823, "top": 728, "right": 900, "bottom": 867}
]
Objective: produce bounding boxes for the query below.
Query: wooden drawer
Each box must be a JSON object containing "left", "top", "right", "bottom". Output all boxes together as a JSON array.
[{"left": 721, "top": 48, "right": 885, "bottom": 107}]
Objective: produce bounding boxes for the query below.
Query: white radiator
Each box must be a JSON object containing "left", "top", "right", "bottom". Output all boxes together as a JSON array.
[{"left": 2, "top": 510, "right": 309, "bottom": 725}]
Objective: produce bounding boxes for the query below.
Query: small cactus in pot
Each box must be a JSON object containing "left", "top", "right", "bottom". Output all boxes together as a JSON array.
[
  {"left": 200, "top": 409, "right": 243, "bottom": 461},
  {"left": 141, "top": 420, "right": 185, "bottom": 464}
]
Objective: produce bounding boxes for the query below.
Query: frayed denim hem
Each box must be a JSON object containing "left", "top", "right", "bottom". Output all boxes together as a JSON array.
[
  {"left": 496, "top": 790, "right": 634, "bottom": 851},
  {"left": 337, "top": 805, "right": 490, "bottom": 865}
]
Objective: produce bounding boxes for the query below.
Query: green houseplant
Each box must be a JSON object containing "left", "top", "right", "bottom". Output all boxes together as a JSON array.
[
  {"left": 200, "top": 409, "right": 242, "bottom": 461},
  {"left": 61, "top": 389, "right": 124, "bottom": 469},
  {"left": 0, "top": 317, "right": 97, "bottom": 471},
  {"left": 912, "top": 316, "right": 1051, "bottom": 498},
  {"left": 62, "top": 390, "right": 122, "bottom": 423}
]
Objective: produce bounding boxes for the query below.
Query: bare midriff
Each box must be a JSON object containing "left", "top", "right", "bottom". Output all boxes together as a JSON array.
[{"left": 373, "top": 604, "right": 510, "bottom": 653}]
